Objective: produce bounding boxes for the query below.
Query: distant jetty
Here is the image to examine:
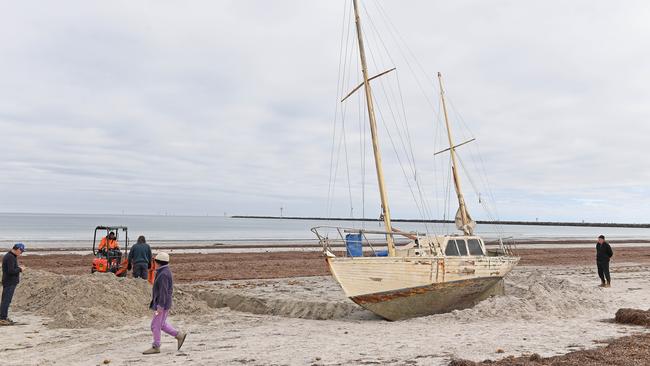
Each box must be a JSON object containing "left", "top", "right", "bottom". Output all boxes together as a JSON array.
[{"left": 231, "top": 215, "right": 650, "bottom": 229}]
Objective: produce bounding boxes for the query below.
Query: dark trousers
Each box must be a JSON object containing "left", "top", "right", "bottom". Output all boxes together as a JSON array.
[
  {"left": 597, "top": 261, "right": 611, "bottom": 283},
  {"left": 1, "top": 284, "right": 17, "bottom": 320},
  {"left": 133, "top": 263, "right": 149, "bottom": 280}
]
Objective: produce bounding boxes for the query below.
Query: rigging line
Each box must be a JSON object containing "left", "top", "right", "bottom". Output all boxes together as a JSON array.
[
  {"left": 328, "top": 111, "right": 345, "bottom": 216},
  {"left": 394, "top": 71, "right": 418, "bottom": 178},
  {"left": 364, "top": 50, "right": 429, "bottom": 225},
  {"left": 373, "top": 1, "right": 437, "bottom": 110},
  {"left": 434, "top": 95, "right": 451, "bottom": 225},
  {"left": 339, "top": 7, "right": 359, "bottom": 217},
  {"left": 360, "top": 2, "right": 417, "bottom": 169},
  {"left": 358, "top": 4, "right": 437, "bottom": 235},
  {"left": 362, "top": 3, "right": 438, "bottom": 235},
  {"left": 431, "top": 90, "right": 443, "bottom": 220},
  {"left": 355, "top": 46, "right": 366, "bottom": 223},
  {"left": 370, "top": 27, "right": 435, "bottom": 233},
  {"left": 446, "top": 155, "right": 453, "bottom": 234},
  {"left": 327, "top": 0, "right": 351, "bottom": 217},
  {"left": 445, "top": 94, "right": 476, "bottom": 143},
  {"left": 442, "top": 88, "right": 501, "bottom": 225},
  {"left": 359, "top": 81, "right": 367, "bottom": 225},
  {"left": 437, "top": 84, "right": 498, "bottom": 236},
  {"left": 444, "top": 92, "right": 502, "bottom": 223},
  {"left": 373, "top": 99, "right": 429, "bottom": 223},
  {"left": 361, "top": 3, "right": 419, "bottom": 175},
  {"left": 360, "top": 3, "right": 418, "bottom": 174},
  {"left": 476, "top": 149, "right": 501, "bottom": 220},
  {"left": 330, "top": 8, "right": 356, "bottom": 218},
  {"left": 341, "top": 105, "right": 354, "bottom": 217},
  {"left": 374, "top": 1, "right": 437, "bottom": 92},
  {"left": 341, "top": 9, "right": 356, "bottom": 102},
  {"left": 360, "top": 8, "right": 412, "bottom": 167},
  {"left": 467, "top": 142, "right": 501, "bottom": 224},
  {"left": 443, "top": 93, "right": 499, "bottom": 219},
  {"left": 456, "top": 153, "right": 507, "bottom": 239},
  {"left": 361, "top": 6, "right": 430, "bottom": 234},
  {"left": 362, "top": 32, "right": 423, "bottom": 214},
  {"left": 451, "top": 110, "right": 503, "bottom": 224},
  {"left": 367, "top": 65, "right": 416, "bottom": 184}
]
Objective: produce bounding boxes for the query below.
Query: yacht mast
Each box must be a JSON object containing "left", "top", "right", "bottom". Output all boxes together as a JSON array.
[
  {"left": 352, "top": 0, "right": 395, "bottom": 255},
  {"left": 437, "top": 72, "right": 473, "bottom": 236}
]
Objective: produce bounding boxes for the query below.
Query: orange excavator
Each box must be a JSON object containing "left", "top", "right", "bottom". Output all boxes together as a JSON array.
[{"left": 91, "top": 226, "right": 129, "bottom": 277}]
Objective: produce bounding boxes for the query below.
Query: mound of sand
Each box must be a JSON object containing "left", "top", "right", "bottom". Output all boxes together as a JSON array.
[
  {"left": 615, "top": 308, "right": 650, "bottom": 327},
  {"left": 435, "top": 272, "right": 605, "bottom": 322},
  {"left": 13, "top": 270, "right": 207, "bottom": 328}
]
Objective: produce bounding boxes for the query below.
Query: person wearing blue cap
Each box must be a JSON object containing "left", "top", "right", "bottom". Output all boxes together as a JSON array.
[{"left": 1, "top": 243, "right": 26, "bottom": 325}]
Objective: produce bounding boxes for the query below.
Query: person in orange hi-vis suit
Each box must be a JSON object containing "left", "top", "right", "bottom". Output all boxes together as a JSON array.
[{"left": 99, "top": 232, "right": 120, "bottom": 251}]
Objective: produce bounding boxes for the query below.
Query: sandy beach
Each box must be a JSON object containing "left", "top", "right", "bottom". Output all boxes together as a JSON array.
[{"left": 1, "top": 246, "right": 650, "bottom": 365}]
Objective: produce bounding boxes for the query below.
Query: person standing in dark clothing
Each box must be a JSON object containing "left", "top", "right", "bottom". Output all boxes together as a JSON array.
[
  {"left": 128, "top": 236, "right": 152, "bottom": 280},
  {"left": 1, "top": 243, "right": 25, "bottom": 325},
  {"left": 596, "top": 235, "right": 613, "bottom": 287}
]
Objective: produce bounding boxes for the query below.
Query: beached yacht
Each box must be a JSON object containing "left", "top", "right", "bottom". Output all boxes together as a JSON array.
[{"left": 311, "top": 0, "right": 519, "bottom": 321}]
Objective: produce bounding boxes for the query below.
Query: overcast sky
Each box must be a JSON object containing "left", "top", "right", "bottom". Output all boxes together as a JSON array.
[{"left": 1, "top": 0, "right": 649, "bottom": 222}]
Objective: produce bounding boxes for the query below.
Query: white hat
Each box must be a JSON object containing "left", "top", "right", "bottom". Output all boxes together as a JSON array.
[{"left": 155, "top": 252, "right": 170, "bottom": 263}]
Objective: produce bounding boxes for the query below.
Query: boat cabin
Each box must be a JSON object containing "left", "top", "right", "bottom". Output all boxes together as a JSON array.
[{"left": 393, "top": 235, "right": 487, "bottom": 258}]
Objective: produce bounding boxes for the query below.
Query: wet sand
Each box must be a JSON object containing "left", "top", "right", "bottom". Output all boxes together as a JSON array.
[{"left": 17, "top": 246, "right": 650, "bottom": 282}]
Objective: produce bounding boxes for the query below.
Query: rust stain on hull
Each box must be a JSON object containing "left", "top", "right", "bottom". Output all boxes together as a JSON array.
[{"left": 350, "top": 276, "right": 504, "bottom": 321}]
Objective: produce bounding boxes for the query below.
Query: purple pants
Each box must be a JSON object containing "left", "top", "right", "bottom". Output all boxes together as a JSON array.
[{"left": 151, "top": 306, "right": 178, "bottom": 348}]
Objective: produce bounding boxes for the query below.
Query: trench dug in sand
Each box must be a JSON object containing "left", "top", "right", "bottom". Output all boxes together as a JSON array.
[{"left": 188, "top": 272, "right": 610, "bottom": 322}]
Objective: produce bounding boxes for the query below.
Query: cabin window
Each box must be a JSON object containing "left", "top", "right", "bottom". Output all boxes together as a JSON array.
[
  {"left": 455, "top": 240, "right": 468, "bottom": 256},
  {"left": 444, "top": 241, "right": 460, "bottom": 256},
  {"left": 468, "top": 239, "right": 484, "bottom": 255}
]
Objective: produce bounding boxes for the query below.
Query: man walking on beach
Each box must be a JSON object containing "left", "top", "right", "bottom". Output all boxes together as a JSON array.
[
  {"left": 1, "top": 243, "right": 25, "bottom": 325},
  {"left": 128, "top": 235, "right": 152, "bottom": 280},
  {"left": 143, "top": 252, "right": 187, "bottom": 354},
  {"left": 596, "top": 235, "right": 613, "bottom": 287}
]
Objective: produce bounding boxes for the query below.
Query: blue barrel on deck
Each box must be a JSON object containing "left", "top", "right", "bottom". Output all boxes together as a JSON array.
[
  {"left": 345, "top": 234, "right": 363, "bottom": 257},
  {"left": 375, "top": 250, "right": 388, "bottom": 257}
]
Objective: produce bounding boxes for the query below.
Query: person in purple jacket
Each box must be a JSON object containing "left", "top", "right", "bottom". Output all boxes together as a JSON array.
[{"left": 143, "top": 252, "right": 188, "bottom": 354}]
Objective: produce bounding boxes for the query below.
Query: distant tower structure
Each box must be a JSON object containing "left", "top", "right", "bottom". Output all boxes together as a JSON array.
[{"left": 280, "top": 206, "right": 284, "bottom": 218}]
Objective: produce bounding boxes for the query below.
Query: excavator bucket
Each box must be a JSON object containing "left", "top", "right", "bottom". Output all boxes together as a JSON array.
[{"left": 115, "top": 259, "right": 129, "bottom": 277}]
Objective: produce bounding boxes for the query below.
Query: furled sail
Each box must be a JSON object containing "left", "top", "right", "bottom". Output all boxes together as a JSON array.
[{"left": 455, "top": 207, "right": 476, "bottom": 233}]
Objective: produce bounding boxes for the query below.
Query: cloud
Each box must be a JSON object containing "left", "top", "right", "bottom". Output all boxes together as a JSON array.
[{"left": 0, "top": 0, "right": 649, "bottom": 222}]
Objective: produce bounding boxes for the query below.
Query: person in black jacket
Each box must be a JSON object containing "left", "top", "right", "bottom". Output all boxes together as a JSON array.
[
  {"left": 596, "top": 235, "right": 613, "bottom": 287},
  {"left": 128, "top": 236, "right": 152, "bottom": 280},
  {"left": 1, "top": 243, "right": 25, "bottom": 325}
]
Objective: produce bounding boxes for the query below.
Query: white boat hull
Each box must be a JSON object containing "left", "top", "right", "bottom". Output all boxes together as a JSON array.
[{"left": 327, "top": 256, "right": 518, "bottom": 320}]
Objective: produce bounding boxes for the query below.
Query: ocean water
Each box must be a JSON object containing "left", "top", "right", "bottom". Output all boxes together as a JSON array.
[{"left": 0, "top": 213, "right": 649, "bottom": 249}]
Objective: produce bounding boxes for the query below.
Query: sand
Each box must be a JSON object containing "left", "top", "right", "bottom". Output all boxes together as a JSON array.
[
  {"left": 2, "top": 263, "right": 650, "bottom": 365},
  {"left": 12, "top": 270, "right": 207, "bottom": 329}
]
